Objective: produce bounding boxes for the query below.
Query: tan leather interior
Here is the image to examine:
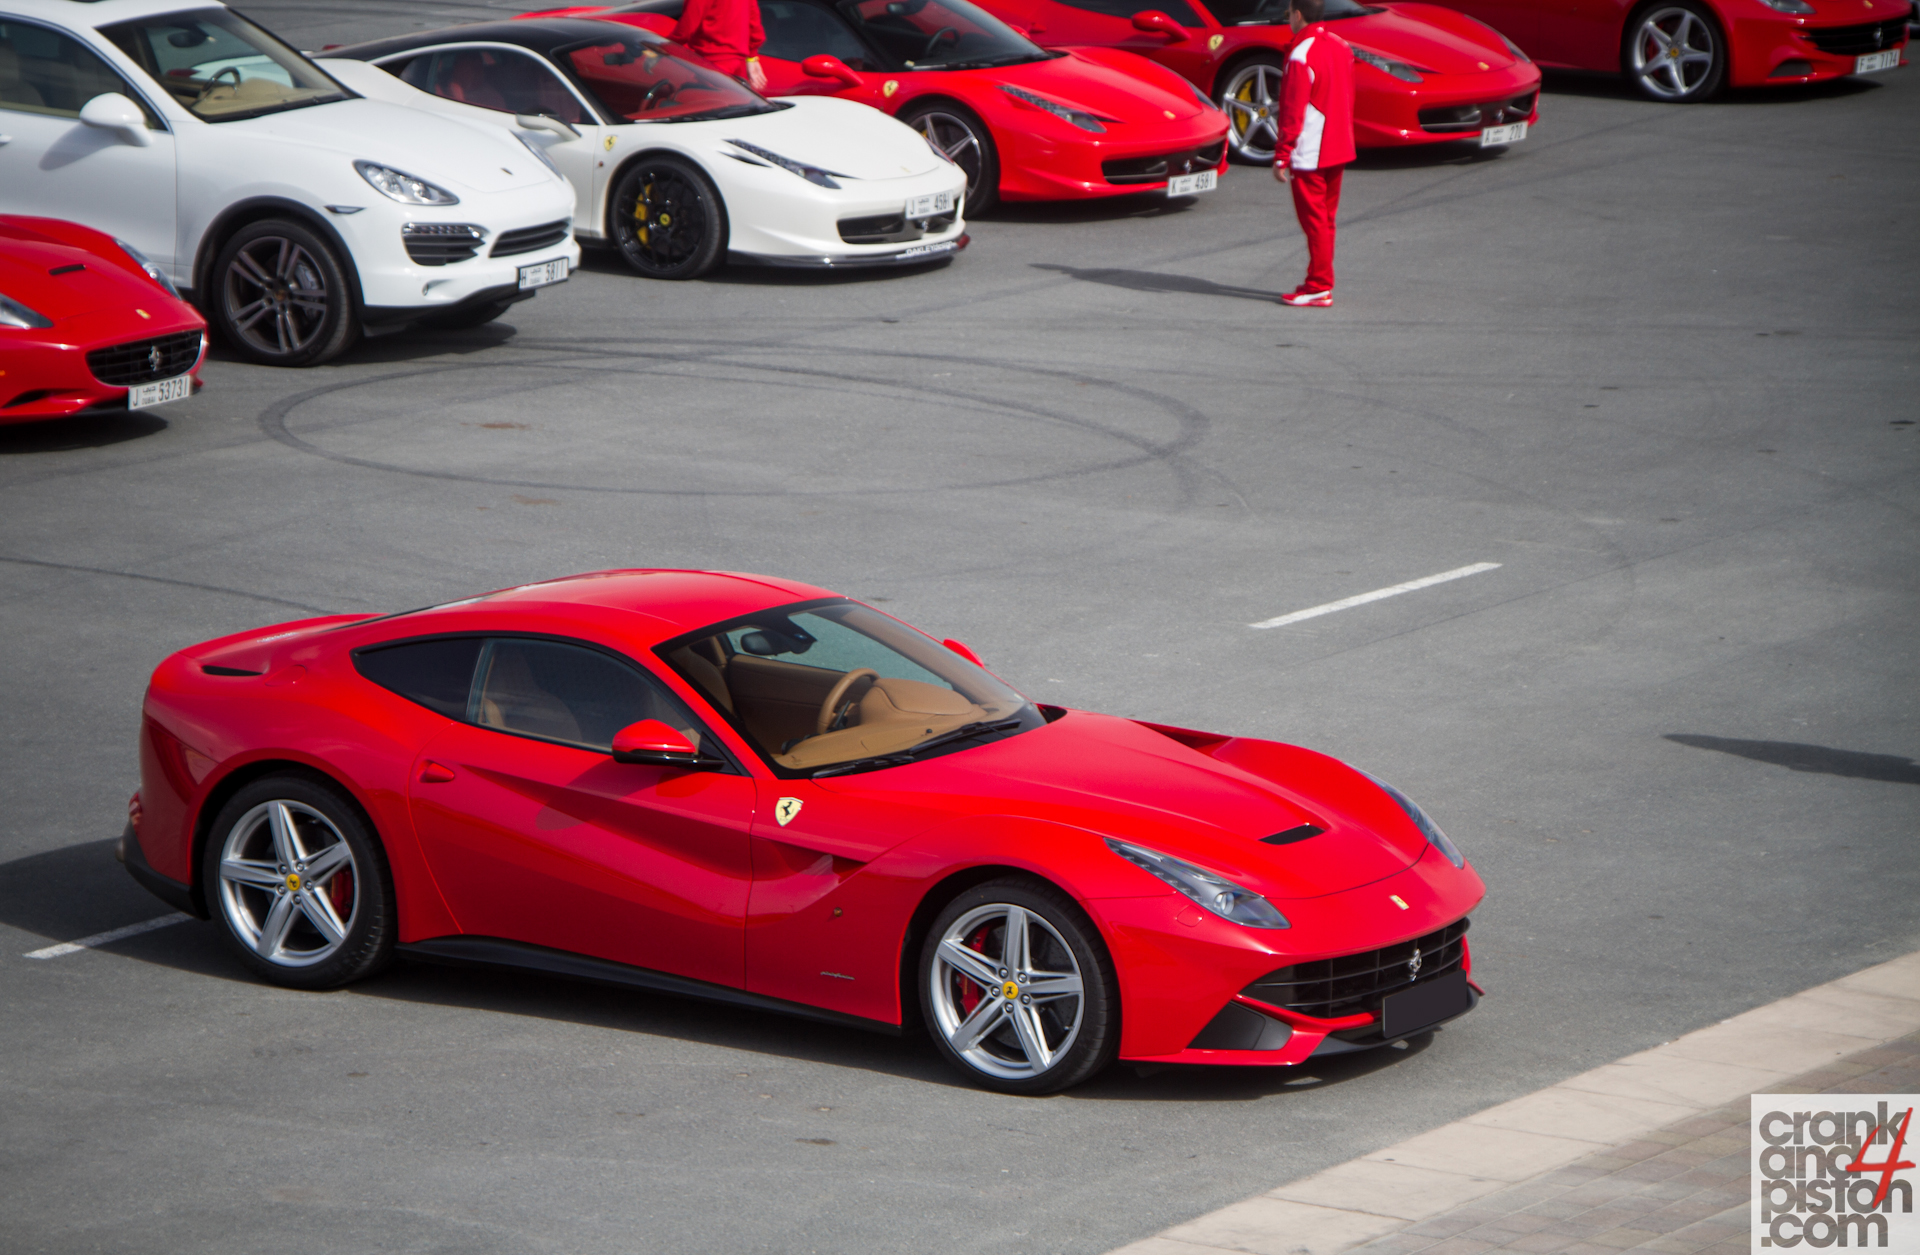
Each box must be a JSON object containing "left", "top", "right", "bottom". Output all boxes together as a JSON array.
[{"left": 475, "top": 648, "right": 586, "bottom": 744}]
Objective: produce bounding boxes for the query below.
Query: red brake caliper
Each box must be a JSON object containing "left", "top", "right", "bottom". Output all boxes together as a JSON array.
[
  {"left": 328, "top": 853, "right": 354, "bottom": 918},
  {"left": 958, "top": 924, "right": 992, "bottom": 1016}
]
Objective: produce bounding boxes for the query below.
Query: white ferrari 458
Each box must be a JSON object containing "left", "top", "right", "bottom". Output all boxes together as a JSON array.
[
  {"left": 321, "top": 18, "right": 969, "bottom": 279},
  {"left": 0, "top": 0, "right": 580, "bottom": 364}
]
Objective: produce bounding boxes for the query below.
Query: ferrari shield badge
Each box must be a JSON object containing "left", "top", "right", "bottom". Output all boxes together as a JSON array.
[
  {"left": 883, "top": 80, "right": 899, "bottom": 97},
  {"left": 775, "top": 797, "right": 803, "bottom": 826},
  {"left": 1208, "top": 33, "right": 1223, "bottom": 49}
]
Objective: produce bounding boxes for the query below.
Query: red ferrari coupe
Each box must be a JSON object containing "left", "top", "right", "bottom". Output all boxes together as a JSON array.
[
  {"left": 1423, "top": 0, "right": 1906, "bottom": 100},
  {"left": 1, "top": 217, "right": 207, "bottom": 425},
  {"left": 534, "top": 0, "right": 1232, "bottom": 213},
  {"left": 971, "top": 0, "right": 1542, "bottom": 161},
  {"left": 122, "top": 569, "right": 1484, "bottom": 1093}
]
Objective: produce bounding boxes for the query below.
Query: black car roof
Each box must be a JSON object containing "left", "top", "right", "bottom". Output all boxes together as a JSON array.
[{"left": 325, "top": 17, "right": 665, "bottom": 63}]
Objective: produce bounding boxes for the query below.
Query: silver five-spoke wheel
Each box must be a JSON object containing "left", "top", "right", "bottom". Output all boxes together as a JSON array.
[
  {"left": 1626, "top": 3, "right": 1724, "bottom": 101},
  {"left": 1218, "top": 58, "right": 1286, "bottom": 164},
  {"left": 901, "top": 102, "right": 998, "bottom": 216},
  {"left": 218, "top": 799, "right": 357, "bottom": 967}
]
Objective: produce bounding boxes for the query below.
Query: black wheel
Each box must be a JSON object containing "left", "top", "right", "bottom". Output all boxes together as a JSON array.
[
  {"left": 609, "top": 155, "right": 728, "bottom": 279},
  {"left": 212, "top": 218, "right": 359, "bottom": 366},
  {"left": 1217, "top": 55, "right": 1287, "bottom": 164},
  {"left": 421, "top": 297, "right": 516, "bottom": 330},
  {"left": 1622, "top": 0, "right": 1726, "bottom": 101},
  {"left": 202, "top": 775, "right": 395, "bottom": 990},
  {"left": 901, "top": 102, "right": 998, "bottom": 217},
  {"left": 919, "top": 878, "right": 1118, "bottom": 1094}
]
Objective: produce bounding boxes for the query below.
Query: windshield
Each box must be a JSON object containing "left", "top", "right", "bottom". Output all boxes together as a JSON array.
[
  {"left": 102, "top": 9, "right": 349, "bottom": 122},
  {"left": 659, "top": 600, "right": 1040, "bottom": 775},
  {"left": 1206, "top": 0, "right": 1379, "bottom": 21},
  {"left": 837, "top": 0, "right": 1047, "bottom": 69},
  {"left": 561, "top": 34, "right": 778, "bottom": 121}
]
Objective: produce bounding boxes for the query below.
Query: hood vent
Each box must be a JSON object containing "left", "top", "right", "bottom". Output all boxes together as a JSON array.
[{"left": 1262, "top": 823, "right": 1325, "bottom": 846}]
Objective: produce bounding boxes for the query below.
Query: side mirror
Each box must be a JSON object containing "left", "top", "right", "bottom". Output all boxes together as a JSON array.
[
  {"left": 802, "top": 54, "right": 863, "bottom": 88},
  {"left": 79, "top": 93, "right": 153, "bottom": 148},
  {"left": 1131, "top": 9, "right": 1190, "bottom": 39},
  {"left": 942, "top": 638, "right": 984, "bottom": 667},
  {"left": 515, "top": 112, "right": 581, "bottom": 140},
  {"left": 611, "top": 719, "right": 708, "bottom": 767}
]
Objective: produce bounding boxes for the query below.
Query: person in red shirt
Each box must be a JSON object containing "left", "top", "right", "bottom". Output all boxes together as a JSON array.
[
  {"left": 1272, "top": 0, "right": 1357, "bottom": 307},
  {"left": 672, "top": 0, "right": 769, "bottom": 89}
]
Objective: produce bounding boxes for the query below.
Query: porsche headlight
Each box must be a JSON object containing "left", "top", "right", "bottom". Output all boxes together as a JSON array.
[
  {"left": 1105, "top": 839, "right": 1290, "bottom": 929},
  {"left": 1496, "top": 30, "right": 1531, "bottom": 61},
  {"left": 114, "top": 238, "right": 180, "bottom": 298},
  {"left": 1352, "top": 46, "right": 1424, "bottom": 83},
  {"left": 1000, "top": 83, "right": 1109, "bottom": 132},
  {"left": 725, "top": 138, "right": 845, "bottom": 188},
  {"left": 355, "top": 160, "right": 461, "bottom": 206},
  {"left": 0, "top": 294, "right": 54, "bottom": 330},
  {"left": 515, "top": 133, "right": 563, "bottom": 179},
  {"left": 1366, "top": 775, "right": 1466, "bottom": 868}
]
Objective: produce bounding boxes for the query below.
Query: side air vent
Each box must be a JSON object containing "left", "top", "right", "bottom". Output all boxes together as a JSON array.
[
  {"left": 202, "top": 665, "right": 264, "bottom": 676},
  {"left": 1262, "top": 824, "right": 1325, "bottom": 845}
]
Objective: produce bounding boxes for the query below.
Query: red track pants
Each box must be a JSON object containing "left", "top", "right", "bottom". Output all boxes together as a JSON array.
[{"left": 1289, "top": 165, "right": 1345, "bottom": 293}]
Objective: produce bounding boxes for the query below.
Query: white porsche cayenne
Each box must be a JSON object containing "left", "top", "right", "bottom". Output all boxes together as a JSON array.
[
  {"left": 0, "top": 0, "right": 580, "bottom": 365},
  {"left": 320, "top": 19, "right": 969, "bottom": 279}
]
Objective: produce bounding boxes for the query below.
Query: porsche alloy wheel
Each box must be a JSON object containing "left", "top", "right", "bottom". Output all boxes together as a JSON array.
[
  {"left": 213, "top": 219, "right": 358, "bottom": 367},
  {"left": 901, "top": 103, "right": 998, "bottom": 216},
  {"left": 610, "top": 157, "right": 727, "bottom": 280},
  {"left": 1219, "top": 57, "right": 1287, "bottom": 164},
  {"left": 921, "top": 880, "right": 1117, "bottom": 1093},
  {"left": 1625, "top": 1, "right": 1725, "bottom": 101},
  {"left": 205, "top": 776, "right": 394, "bottom": 989}
]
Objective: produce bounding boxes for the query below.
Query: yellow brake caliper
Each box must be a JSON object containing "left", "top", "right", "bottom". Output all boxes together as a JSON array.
[{"left": 636, "top": 178, "right": 653, "bottom": 246}]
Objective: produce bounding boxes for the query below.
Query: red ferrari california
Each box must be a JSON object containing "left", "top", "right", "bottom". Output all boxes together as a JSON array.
[
  {"left": 535, "top": 0, "right": 1232, "bottom": 214},
  {"left": 1, "top": 217, "right": 207, "bottom": 425},
  {"left": 972, "top": 0, "right": 1542, "bottom": 161},
  {"left": 122, "top": 569, "right": 1484, "bottom": 1093}
]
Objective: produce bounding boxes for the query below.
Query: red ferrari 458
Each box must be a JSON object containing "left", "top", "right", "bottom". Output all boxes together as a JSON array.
[
  {"left": 536, "top": 0, "right": 1232, "bottom": 214},
  {"left": 123, "top": 570, "right": 1485, "bottom": 1093},
  {"left": 971, "top": 0, "right": 1542, "bottom": 161},
  {"left": 1, "top": 216, "right": 206, "bottom": 424}
]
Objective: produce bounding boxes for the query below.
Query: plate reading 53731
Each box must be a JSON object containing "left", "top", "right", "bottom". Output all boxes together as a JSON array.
[{"left": 127, "top": 374, "right": 192, "bottom": 410}]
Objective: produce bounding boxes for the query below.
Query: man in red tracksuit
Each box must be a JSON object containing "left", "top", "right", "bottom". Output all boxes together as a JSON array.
[
  {"left": 673, "top": 0, "right": 769, "bottom": 90},
  {"left": 1272, "top": 0, "right": 1356, "bottom": 307}
]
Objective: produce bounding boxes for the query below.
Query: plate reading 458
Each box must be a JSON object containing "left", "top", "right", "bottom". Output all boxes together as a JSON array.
[
  {"left": 1167, "top": 170, "right": 1218, "bottom": 197},
  {"left": 906, "top": 191, "right": 956, "bottom": 217}
]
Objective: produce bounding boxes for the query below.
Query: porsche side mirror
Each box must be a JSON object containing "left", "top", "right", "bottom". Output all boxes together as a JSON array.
[
  {"left": 802, "top": 54, "right": 863, "bottom": 88},
  {"left": 942, "top": 638, "right": 984, "bottom": 667},
  {"left": 611, "top": 719, "right": 707, "bottom": 767},
  {"left": 1131, "top": 10, "right": 1190, "bottom": 39},
  {"left": 515, "top": 112, "right": 581, "bottom": 140},
  {"left": 79, "top": 94, "right": 153, "bottom": 147}
]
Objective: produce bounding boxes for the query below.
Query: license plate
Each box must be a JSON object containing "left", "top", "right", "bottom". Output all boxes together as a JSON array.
[
  {"left": 1479, "top": 121, "right": 1527, "bottom": 147},
  {"left": 1855, "top": 49, "right": 1900, "bottom": 73},
  {"left": 127, "top": 374, "right": 192, "bottom": 410},
  {"left": 1167, "top": 169, "right": 1218, "bottom": 197},
  {"left": 906, "top": 191, "right": 956, "bottom": 218},
  {"left": 1379, "top": 970, "right": 1471, "bottom": 1039},
  {"left": 517, "top": 259, "right": 569, "bottom": 290}
]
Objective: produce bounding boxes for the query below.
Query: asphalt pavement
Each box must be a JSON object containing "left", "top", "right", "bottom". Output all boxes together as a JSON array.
[{"left": 2, "top": 6, "right": 1916, "bottom": 1251}]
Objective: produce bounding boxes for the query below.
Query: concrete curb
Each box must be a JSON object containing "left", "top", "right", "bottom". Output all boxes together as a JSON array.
[{"left": 1108, "top": 950, "right": 1920, "bottom": 1255}]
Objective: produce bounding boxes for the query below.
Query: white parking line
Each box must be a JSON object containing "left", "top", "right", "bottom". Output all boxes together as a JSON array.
[
  {"left": 1249, "top": 563, "right": 1502, "bottom": 630},
  {"left": 23, "top": 912, "right": 191, "bottom": 960}
]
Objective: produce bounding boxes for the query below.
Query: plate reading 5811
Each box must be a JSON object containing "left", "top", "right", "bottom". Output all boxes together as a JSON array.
[{"left": 517, "top": 259, "right": 569, "bottom": 290}]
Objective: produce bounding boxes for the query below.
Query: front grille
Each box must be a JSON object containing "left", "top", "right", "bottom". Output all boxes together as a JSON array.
[
  {"left": 1418, "top": 92, "right": 1536, "bottom": 133},
  {"left": 837, "top": 210, "right": 959, "bottom": 245},
  {"left": 491, "top": 220, "right": 571, "bottom": 258},
  {"left": 403, "top": 224, "right": 485, "bottom": 266},
  {"left": 1102, "top": 141, "right": 1227, "bottom": 185},
  {"left": 1800, "top": 18, "right": 1907, "bottom": 55},
  {"left": 86, "top": 331, "right": 203, "bottom": 386},
  {"left": 1241, "top": 917, "right": 1470, "bottom": 1022}
]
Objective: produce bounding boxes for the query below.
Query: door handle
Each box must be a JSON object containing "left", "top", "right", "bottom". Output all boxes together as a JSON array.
[
  {"left": 418, "top": 760, "right": 456, "bottom": 783},
  {"left": 0, "top": 136, "right": 12, "bottom": 147}
]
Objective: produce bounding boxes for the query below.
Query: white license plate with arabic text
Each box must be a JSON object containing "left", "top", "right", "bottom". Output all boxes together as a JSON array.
[
  {"left": 517, "top": 259, "right": 569, "bottom": 290},
  {"left": 1480, "top": 121, "right": 1528, "bottom": 147},
  {"left": 906, "top": 191, "right": 956, "bottom": 218},
  {"left": 1167, "top": 170, "right": 1218, "bottom": 197},
  {"left": 128, "top": 374, "right": 192, "bottom": 410},
  {"left": 1855, "top": 49, "right": 1900, "bottom": 73}
]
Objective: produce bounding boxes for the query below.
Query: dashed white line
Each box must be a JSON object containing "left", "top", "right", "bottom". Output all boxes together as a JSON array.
[
  {"left": 1249, "top": 562, "right": 1502, "bottom": 630},
  {"left": 23, "top": 912, "right": 191, "bottom": 960}
]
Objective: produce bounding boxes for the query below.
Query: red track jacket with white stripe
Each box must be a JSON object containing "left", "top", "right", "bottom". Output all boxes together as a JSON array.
[
  {"left": 1275, "top": 25, "right": 1357, "bottom": 171},
  {"left": 672, "top": 0, "right": 766, "bottom": 76}
]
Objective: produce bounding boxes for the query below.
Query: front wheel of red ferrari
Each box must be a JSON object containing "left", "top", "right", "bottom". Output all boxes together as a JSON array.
[
  {"left": 919, "top": 879, "right": 1118, "bottom": 1094},
  {"left": 1622, "top": 0, "right": 1726, "bottom": 101},
  {"left": 202, "top": 775, "right": 395, "bottom": 990},
  {"left": 1217, "top": 56, "right": 1288, "bottom": 164},
  {"left": 901, "top": 102, "right": 998, "bottom": 217}
]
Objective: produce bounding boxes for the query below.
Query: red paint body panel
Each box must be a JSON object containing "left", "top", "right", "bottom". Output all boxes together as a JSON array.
[{"left": 131, "top": 568, "right": 1486, "bottom": 1070}]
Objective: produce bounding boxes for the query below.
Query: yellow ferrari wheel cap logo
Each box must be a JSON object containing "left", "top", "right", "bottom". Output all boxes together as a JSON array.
[
  {"left": 883, "top": 79, "right": 899, "bottom": 97},
  {"left": 603, "top": 134, "right": 617, "bottom": 151},
  {"left": 285, "top": 873, "right": 302, "bottom": 892},
  {"left": 775, "top": 797, "right": 803, "bottom": 826},
  {"left": 1209, "top": 33, "right": 1223, "bottom": 49},
  {"left": 1390, "top": 894, "right": 1409, "bottom": 910},
  {"left": 1002, "top": 980, "right": 1019, "bottom": 999}
]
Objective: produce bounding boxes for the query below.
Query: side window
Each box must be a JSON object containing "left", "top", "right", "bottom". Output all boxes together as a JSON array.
[
  {"left": 354, "top": 638, "right": 485, "bottom": 719},
  {"left": 1050, "top": 0, "right": 1203, "bottom": 24},
  {"left": 415, "top": 47, "right": 591, "bottom": 124},
  {"left": 1203, "top": 0, "right": 1284, "bottom": 21},
  {"left": 472, "top": 638, "right": 706, "bottom": 753},
  {"left": 759, "top": 1, "right": 875, "bottom": 67},
  {"left": 0, "top": 20, "right": 159, "bottom": 123}
]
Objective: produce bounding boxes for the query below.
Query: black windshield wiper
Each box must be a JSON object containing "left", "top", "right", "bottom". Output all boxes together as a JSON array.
[
  {"left": 650, "top": 102, "right": 785, "bottom": 123},
  {"left": 811, "top": 717, "right": 1026, "bottom": 778},
  {"left": 936, "top": 53, "right": 1047, "bottom": 69},
  {"left": 203, "top": 92, "right": 350, "bottom": 123}
]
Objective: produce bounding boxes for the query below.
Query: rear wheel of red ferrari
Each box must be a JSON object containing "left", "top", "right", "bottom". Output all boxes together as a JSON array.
[
  {"left": 1218, "top": 55, "right": 1287, "bottom": 164},
  {"left": 1622, "top": 0, "right": 1726, "bottom": 101},
  {"left": 901, "top": 102, "right": 998, "bottom": 217},
  {"left": 920, "top": 879, "right": 1118, "bottom": 1094},
  {"left": 203, "top": 776, "right": 395, "bottom": 990}
]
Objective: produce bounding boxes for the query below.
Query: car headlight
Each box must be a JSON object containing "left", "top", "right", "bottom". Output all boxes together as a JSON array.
[
  {"left": 114, "top": 238, "right": 180, "bottom": 298},
  {"left": 355, "top": 160, "right": 461, "bottom": 206},
  {"left": 515, "top": 133, "right": 564, "bottom": 179},
  {"left": 1352, "top": 46, "right": 1424, "bottom": 83},
  {"left": 1105, "top": 839, "right": 1290, "bottom": 929},
  {"left": 725, "top": 138, "right": 845, "bottom": 188},
  {"left": 1000, "top": 83, "right": 1109, "bottom": 133},
  {"left": 0, "top": 294, "right": 54, "bottom": 330},
  {"left": 1496, "top": 30, "right": 1531, "bottom": 61},
  {"left": 1365, "top": 775, "right": 1466, "bottom": 868}
]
